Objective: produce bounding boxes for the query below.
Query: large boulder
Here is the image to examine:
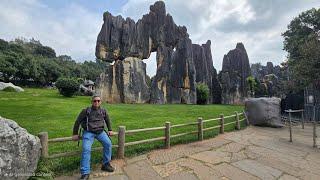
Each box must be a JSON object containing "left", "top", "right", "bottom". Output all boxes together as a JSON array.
[
  {"left": 0, "top": 116, "right": 41, "bottom": 180},
  {"left": 0, "top": 82, "right": 24, "bottom": 92},
  {"left": 245, "top": 97, "right": 284, "bottom": 127}
]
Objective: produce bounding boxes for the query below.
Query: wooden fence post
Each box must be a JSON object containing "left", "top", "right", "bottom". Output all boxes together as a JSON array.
[
  {"left": 38, "top": 132, "right": 48, "bottom": 158},
  {"left": 198, "top": 117, "right": 203, "bottom": 141},
  {"left": 313, "top": 121, "right": 317, "bottom": 148},
  {"left": 289, "top": 110, "right": 292, "bottom": 142},
  {"left": 243, "top": 110, "right": 249, "bottom": 126},
  {"left": 313, "top": 105, "right": 317, "bottom": 148},
  {"left": 165, "top": 122, "right": 171, "bottom": 148},
  {"left": 220, "top": 114, "right": 224, "bottom": 134},
  {"left": 301, "top": 111, "right": 305, "bottom": 129},
  {"left": 235, "top": 111, "right": 240, "bottom": 130},
  {"left": 117, "top": 126, "right": 126, "bottom": 159}
]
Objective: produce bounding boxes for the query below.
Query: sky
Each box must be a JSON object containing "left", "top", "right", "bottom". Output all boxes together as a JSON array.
[{"left": 1, "top": 0, "right": 319, "bottom": 77}]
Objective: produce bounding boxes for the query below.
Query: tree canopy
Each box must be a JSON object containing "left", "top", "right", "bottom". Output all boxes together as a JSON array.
[
  {"left": 0, "top": 38, "right": 106, "bottom": 86},
  {"left": 282, "top": 8, "right": 320, "bottom": 90}
]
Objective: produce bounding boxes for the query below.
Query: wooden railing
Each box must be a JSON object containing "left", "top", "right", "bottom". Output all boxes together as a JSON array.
[
  {"left": 283, "top": 109, "right": 318, "bottom": 148},
  {"left": 38, "top": 111, "right": 249, "bottom": 159}
]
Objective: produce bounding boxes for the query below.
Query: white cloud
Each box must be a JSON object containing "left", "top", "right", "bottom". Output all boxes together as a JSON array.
[
  {"left": 120, "top": 0, "right": 320, "bottom": 72},
  {"left": 0, "top": 0, "right": 101, "bottom": 61}
]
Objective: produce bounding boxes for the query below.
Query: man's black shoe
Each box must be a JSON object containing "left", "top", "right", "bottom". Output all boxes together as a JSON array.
[
  {"left": 101, "top": 162, "right": 115, "bottom": 172},
  {"left": 80, "top": 174, "right": 90, "bottom": 180}
]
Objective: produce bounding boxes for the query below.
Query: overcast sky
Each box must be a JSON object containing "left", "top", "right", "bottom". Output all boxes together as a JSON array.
[{"left": 1, "top": 0, "right": 319, "bottom": 77}]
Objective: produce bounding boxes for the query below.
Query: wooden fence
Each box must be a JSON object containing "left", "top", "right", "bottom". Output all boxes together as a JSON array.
[
  {"left": 38, "top": 111, "right": 248, "bottom": 159},
  {"left": 283, "top": 109, "right": 318, "bottom": 148}
]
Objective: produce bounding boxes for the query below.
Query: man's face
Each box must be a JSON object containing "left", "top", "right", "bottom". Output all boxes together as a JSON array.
[{"left": 92, "top": 97, "right": 101, "bottom": 108}]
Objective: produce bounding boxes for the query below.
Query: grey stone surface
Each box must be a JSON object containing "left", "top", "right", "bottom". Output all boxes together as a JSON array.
[
  {"left": 189, "top": 150, "right": 231, "bottom": 164},
  {"left": 0, "top": 82, "right": 24, "bottom": 92},
  {"left": 165, "top": 171, "right": 199, "bottom": 180},
  {"left": 0, "top": 116, "right": 41, "bottom": 180},
  {"left": 177, "top": 158, "right": 222, "bottom": 179},
  {"left": 219, "top": 43, "right": 251, "bottom": 104},
  {"left": 192, "top": 41, "right": 221, "bottom": 104},
  {"left": 97, "top": 57, "right": 150, "bottom": 103},
  {"left": 147, "top": 137, "right": 230, "bottom": 165},
  {"left": 232, "top": 159, "right": 282, "bottom": 180},
  {"left": 123, "top": 160, "right": 162, "bottom": 180},
  {"left": 209, "top": 163, "right": 259, "bottom": 180},
  {"left": 245, "top": 97, "right": 284, "bottom": 127}
]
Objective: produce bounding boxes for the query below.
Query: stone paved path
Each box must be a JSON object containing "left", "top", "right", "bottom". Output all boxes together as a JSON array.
[{"left": 56, "top": 125, "right": 320, "bottom": 180}]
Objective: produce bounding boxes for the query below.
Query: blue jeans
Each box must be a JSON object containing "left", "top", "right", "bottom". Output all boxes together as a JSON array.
[{"left": 80, "top": 130, "right": 112, "bottom": 175}]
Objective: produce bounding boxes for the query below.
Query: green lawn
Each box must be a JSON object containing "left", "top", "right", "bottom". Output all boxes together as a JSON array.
[{"left": 0, "top": 88, "right": 244, "bottom": 177}]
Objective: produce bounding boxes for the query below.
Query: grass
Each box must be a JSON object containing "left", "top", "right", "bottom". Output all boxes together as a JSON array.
[{"left": 0, "top": 88, "right": 245, "bottom": 178}]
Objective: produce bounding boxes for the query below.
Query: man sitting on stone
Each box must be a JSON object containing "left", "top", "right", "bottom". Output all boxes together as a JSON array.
[{"left": 72, "top": 95, "right": 114, "bottom": 180}]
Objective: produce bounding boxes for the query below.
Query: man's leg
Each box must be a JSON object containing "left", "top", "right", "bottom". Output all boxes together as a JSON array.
[
  {"left": 80, "top": 131, "right": 95, "bottom": 175},
  {"left": 96, "top": 131, "right": 112, "bottom": 165}
]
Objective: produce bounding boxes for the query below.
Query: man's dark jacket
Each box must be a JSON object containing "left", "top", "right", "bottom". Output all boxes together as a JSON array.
[{"left": 73, "top": 106, "right": 112, "bottom": 135}]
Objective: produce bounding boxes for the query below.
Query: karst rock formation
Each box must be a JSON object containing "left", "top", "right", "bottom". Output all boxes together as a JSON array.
[
  {"left": 96, "top": 1, "right": 221, "bottom": 104},
  {"left": 219, "top": 43, "right": 251, "bottom": 104}
]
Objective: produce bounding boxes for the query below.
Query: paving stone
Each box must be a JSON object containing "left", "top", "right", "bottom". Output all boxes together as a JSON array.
[
  {"left": 221, "top": 128, "right": 257, "bottom": 146},
  {"left": 230, "top": 150, "right": 247, "bottom": 162},
  {"left": 123, "top": 160, "right": 162, "bottom": 180},
  {"left": 278, "top": 174, "right": 299, "bottom": 180},
  {"left": 125, "top": 154, "right": 147, "bottom": 164},
  {"left": 94, "top": 174, "right": 129, "bottom": 180},
  {"left": 220, "top": 142, "right": 246, "bottom": 153},
  {"left": 152, "top": 161, "right": 184, "bottom": 177},
  {"left": 249, "top": 138, "right": 308, "bottom": 158},
  {"left": 165, "top": 171, "right": 199, "bottom": 180},
  {"left": 246, "top": 145, "right": 305, "bottom": 168},
  {"left": 298, "top": 170, "right": 320, "bottom": 180},
  {"left": 189, "top": 150, "right": 231, "bottom": 164},
  {"left": 177, "top": 158, "right": 222, "bottom": 180},
  {"left": 148, "top": 137, "right": 230, "bottom": 165},
  {"left": 256, "top": 156, "right": 302, "bottom": 177},
  {"left": 232, "top": 159, "right": 283, "bottom": 180},
  {"left": 208, "top": 163, "right": 259, "bottom": 180}
]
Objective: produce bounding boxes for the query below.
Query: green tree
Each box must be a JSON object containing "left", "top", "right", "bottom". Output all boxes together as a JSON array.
[
  {"left": 282, "top": 8, "right": 320, "bottom": 89},
  {"left": 55, "top": 77, "right": 80, "bottom": 97},
  {"left": 246, "top": 76, "right": 257, "bottom": 97},
  {"left": 196, "top": 83, "right": 209, "bottom": 105}
]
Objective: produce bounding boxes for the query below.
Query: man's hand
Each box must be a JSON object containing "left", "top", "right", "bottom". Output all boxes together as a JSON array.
[
  {"left": 72, "top": 135, "right": 79, "bottom": 141},
  {"left": 107, "top": 131, "right": 113, "bottom": 136}
]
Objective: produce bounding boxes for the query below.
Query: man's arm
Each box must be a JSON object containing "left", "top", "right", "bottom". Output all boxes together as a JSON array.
[
  {"left": 104, "top": 109, "right": 112, "bottom": 131},
  {"left": 72, "top": 109, "right": 86, "bottom": 135}
]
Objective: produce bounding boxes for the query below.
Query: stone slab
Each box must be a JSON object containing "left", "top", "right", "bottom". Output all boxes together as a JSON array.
[{"left": 232, "top": 159, "right": 282, "bottom": 180}]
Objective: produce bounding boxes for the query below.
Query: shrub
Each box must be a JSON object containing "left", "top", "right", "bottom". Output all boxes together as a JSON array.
[
  {"left": 2, "top": 86, "right": 16, "bottom": 92},
  {"left": 196, "top": 83, "right": 209, "bottom": 105},
  {"left": 55, "top": 77, "right": 79, "bottom": 97}
]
